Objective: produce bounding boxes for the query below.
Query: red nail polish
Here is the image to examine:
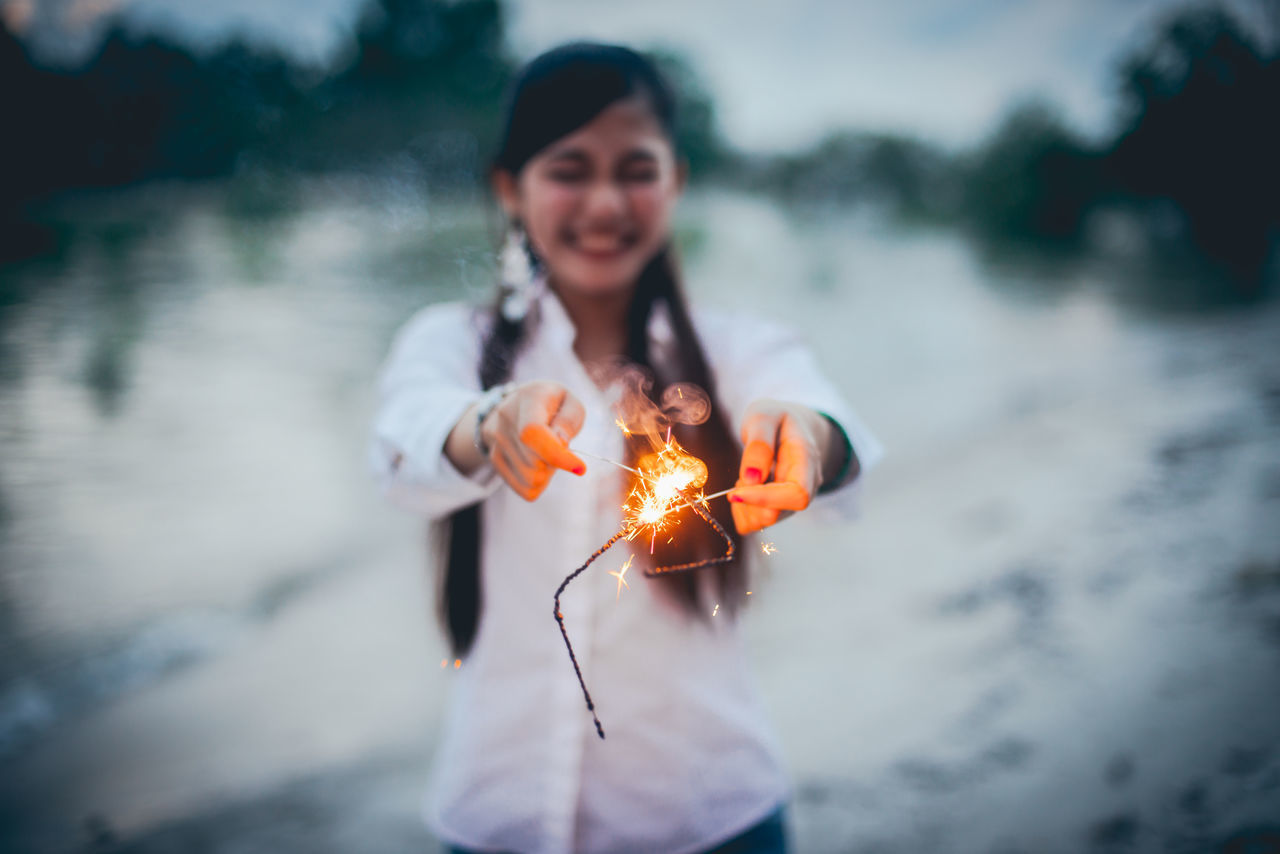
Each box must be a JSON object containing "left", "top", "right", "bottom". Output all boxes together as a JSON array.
[
  {"left": 574, "top": 465, "right": 586, "bottom": 476},
  {"left": 744, "top": 467, "right": 762, "bottom": 484},
  {"left": 730, "top": 494, "right": 744, "bottom": 503}
]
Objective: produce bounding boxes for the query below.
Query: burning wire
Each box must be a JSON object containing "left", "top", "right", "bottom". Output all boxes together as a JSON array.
[{"left": 554, "top": 435, "right": 736, "bottom": 740}]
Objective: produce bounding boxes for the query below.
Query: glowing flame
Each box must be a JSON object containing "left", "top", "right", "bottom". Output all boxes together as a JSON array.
[
  {"left": 622, "top": 438, "right": 708, "bottom": 541},
  {"left": 615, "top": 418, "right": 631, "bottom": 435}
]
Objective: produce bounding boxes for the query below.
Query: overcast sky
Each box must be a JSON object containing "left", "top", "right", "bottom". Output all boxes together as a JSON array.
[{"left": 13, "top": 0, "right": 1237, "bottom": 151}]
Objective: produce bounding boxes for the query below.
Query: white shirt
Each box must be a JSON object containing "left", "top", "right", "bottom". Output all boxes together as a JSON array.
[{"left": 370, "top": 287, "right": 882, "bottom": 854}]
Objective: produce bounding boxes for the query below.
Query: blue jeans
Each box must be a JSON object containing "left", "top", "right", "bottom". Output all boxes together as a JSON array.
[
  {"left": 705, "top": 806, "right": 788, "bottom": 853},
  {"left": 446, "top": 805, "right": 788, "bottom": 854}
]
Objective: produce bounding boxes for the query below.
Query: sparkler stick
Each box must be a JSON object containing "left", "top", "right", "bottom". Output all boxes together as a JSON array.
[
  {"left": 555, "top": 482, "right": 736, "bottom": 739},
  {"left": 663, "top": 486, "right": 736, "bottom": 516},
  {"left": 640, "top": 496, "right": 734, "bottom": 575},
  {"left": 572, "top": 448, "right": 644, "bottom": 478},
  {"left": 554, "top": 420, "right": 746, "bottom": 739},
  {"left": 553, "top": 530, "right": 627, "bottom": 741}
]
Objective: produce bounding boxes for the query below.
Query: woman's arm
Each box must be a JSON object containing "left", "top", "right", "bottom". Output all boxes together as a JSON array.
[
  {"left": 370, "top": 304, "right": 500, "bottom": 518},
  {"left": 371, "top": 305, "right": 588, "bottom": 516}
]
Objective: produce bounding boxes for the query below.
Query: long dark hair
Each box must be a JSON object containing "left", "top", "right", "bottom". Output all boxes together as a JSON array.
[{"left": 440, "top": 43, "right": 746, "bottom": 657}]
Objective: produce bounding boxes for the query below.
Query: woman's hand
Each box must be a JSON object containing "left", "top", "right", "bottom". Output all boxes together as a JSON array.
[
  {"left": 447, "top": 381, "right": 586, "bottom": 501},
  {"left": 728, "top": 400, "right": 844, "bottom": 535}
]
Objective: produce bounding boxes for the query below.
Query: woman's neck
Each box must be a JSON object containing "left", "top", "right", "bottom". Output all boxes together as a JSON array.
[{"left": 551, "top": 283, "right": 633, "bottom": 365}]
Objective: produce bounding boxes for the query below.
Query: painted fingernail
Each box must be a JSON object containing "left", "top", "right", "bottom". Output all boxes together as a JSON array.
[
  {"left": 744, "top": 467, "right": 763, "bottom": 484},
  {"left": 730, "top": 494, "right": 744, "bottom": 503},
  {"left": 573, "top": 465, "right": 586, "bottom": 476}
]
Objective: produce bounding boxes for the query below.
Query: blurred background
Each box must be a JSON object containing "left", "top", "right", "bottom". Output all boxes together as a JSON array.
[{"left": 1, "top": 0, "right": 1278, "bottom": 852}]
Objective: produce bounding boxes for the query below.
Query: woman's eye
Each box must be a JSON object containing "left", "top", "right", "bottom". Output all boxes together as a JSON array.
[
  {"left": 621, "top": 169, "right": 658, "bottom": 183},
  {"left": 548, "top": 170, "right": 586, "bottom": 184}
]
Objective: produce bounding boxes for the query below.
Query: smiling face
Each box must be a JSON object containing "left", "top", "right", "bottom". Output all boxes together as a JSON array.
[{"left": 493, "top": 95, "right": 686, "bottom": 302}]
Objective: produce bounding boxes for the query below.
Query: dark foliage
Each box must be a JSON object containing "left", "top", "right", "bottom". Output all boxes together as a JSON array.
[
  {"left": 1107, "top": 4, "right": 1280, "bottom": 286},
  {"left": 0, "top": 0, "right": 515, "bottom": 214},
  {"left": 956, "top": 101, "right": 1105, "bottom": 248},
  {"left": 740, "top": 131, "right": 956, "bottom": 217},
  {"left": 1, "top": 0, "right": 1276, "bottom": 290}
]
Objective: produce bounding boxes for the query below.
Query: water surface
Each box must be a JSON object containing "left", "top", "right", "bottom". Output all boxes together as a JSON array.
[{"left": 1, "top": 177, "right": 1277, "bottom": 853}]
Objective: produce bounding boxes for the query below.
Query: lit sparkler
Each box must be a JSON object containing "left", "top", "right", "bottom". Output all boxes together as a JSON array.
[
  {"left": 555, "top": 430, "right": 737, "bottom": 740},
  {"left": 621, "top": 438, "right": 707, "bottom": 543}
]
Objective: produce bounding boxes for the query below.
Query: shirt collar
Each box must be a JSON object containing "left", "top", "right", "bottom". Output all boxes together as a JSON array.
[{"left": 530, "top": 282, "right": 677, "bottom": 352}]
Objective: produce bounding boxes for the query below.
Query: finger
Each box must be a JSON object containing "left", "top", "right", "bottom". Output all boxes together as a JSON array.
[
  {"left": 548, "top": 393, "right": 586, "bottom": 445},
  {"left": 774, "top": 436, "right": 821, "bottom": 499},
  {"left": 497, "top": 439, "right": 553, "bottom": 497},
  {"left": 776, "top": 412, "right": 824, "bottom": 493},
  {"left": 732, "top": 501, "right": 779, "bottom": 535},
  {"left": 492, "top": 449, "right": 535, "bottom": 501},
  {"left": 520, "top": 423, "right": 586, "bottom": 475},
  {"left": 526, "top": 465, "right": 551, "bottom": 499},
  {"left": 491, "top": 427, "right": 540, "bottom": 470},
  {"left": 739, "top": 414, "right": 782, "bottom": 484},
  {"left": 729, "top": 481, "right": 811, "bottom": 511}
]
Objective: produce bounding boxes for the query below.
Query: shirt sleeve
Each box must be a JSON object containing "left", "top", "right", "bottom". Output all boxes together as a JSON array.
[
  {"left": 369, "top": 302, "right": 503, "bottom": 520},
  {"left": 695, "top": 307, "right": 884, "bottom": 520}
]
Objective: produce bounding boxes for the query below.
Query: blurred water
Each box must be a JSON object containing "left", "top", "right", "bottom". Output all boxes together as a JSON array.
[{"left": 0, "top": 177, "right": 1277, "bottom": 853}]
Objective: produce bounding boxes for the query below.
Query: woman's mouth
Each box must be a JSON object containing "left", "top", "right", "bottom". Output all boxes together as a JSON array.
[{"left": 568, "top": 231, "right": 637, "bottom": 258}]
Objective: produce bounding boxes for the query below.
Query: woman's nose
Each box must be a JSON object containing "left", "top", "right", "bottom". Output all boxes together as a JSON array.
[{"left": 581, "top": 179, "right": 627, "bottom": 221}]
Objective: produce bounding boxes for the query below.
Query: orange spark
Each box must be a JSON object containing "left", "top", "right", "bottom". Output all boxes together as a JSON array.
[
  {"left": 453, "top": 659, "right": 461, "bottom": 669},
  {"left": 608, "top": 554, "right": 634, "bottom": 600},
  {"left": 622, "top": 437, "right": 708, "bottom": 541},
  {"left": 615, "top": 418, "right": 631, "bottom": 435},
  {"left": 761, "top": 542, "right": 777, "bottom": 555}
]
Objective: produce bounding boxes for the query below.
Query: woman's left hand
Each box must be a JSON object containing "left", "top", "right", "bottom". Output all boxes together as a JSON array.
[{"left": 729, "top": 400, "right": 841, "bottom": 535}]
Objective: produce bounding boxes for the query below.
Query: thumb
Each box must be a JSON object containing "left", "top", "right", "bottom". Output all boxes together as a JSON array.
[
  {"left": 739, "top": 411, "right": 782, "bottom": 485},
  {"left": 548, "top": 391, "right": 586, "bottom": 445}
]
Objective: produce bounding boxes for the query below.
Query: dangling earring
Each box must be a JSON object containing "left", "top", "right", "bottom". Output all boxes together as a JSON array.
[{"left": 499, "top": 223, "right": 538, "bottom": 323}]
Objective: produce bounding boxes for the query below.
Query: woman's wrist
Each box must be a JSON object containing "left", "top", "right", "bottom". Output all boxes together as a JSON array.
[
  {"left": 816, "top": 412, "right": 858, "bottom": 494},
  {"left": 446, "top": 384, "right": 515, "bottom": 477},
  {"left": 472, "top": 382, "right": 516, "bottom": 456}
]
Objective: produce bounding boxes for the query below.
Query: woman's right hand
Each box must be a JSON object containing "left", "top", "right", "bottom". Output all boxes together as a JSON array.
[{"left": 477, "top": 381, "right": 587, "bottom": 501}]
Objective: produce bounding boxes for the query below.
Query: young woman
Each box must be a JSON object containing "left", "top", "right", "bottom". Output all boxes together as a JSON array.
[{"left": 371, "top": 42, "right": 881, "bottom": 854}]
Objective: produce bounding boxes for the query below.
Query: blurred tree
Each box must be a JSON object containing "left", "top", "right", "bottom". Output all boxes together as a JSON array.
[
  {"left": 1107, "top": 3, "right": 1279, "bottom": 287},
  {"left": 960, "top": 100, "right": 1102, "bottom": 246},
  {"left": 0, "top": 0, "right": 526, "bottom": 219},
  {"left": 0, "top": 19, "right": 301, "bottom": 206},
  {"left": 265, "top": 0, "right": 514, "bottom": 179},
  {"left": 736, "top": 130, "right": 954, "bottom": 218}
]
